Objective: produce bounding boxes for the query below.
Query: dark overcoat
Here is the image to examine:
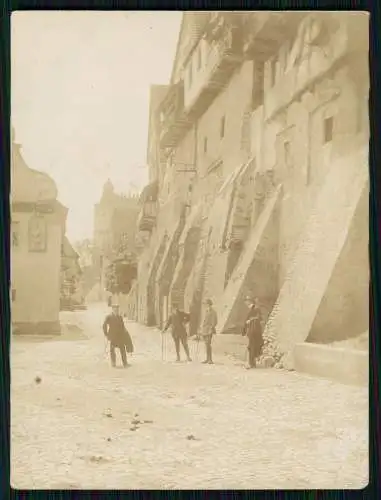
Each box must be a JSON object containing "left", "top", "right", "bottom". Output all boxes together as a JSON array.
[
  {"left": 103, "top": 314, "right": 134, "bottom": 353},
  {"left": 242, "top": 304, "right": 264, "bottom": 358},
  {"left": 163, "top": 310, "right": 190, "bottom": 339}
]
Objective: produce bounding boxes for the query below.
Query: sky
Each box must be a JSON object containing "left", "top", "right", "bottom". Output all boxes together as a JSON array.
[{"left": 11, "top": 11, "right": 181, "bottom": 242}]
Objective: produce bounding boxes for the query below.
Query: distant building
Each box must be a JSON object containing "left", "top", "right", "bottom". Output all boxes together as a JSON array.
[
  {"left": 11, "top": 128, "right": 68, "bottom": 334},
  {"left": 93, "top": 179, "right": 139, "bottom": 301},
  {"left": 74, "top": 238, "right": 93, "bottom": 269},
  {"left": 135, "top": 12, "right": 369, "bottom": 367},
  {"left": 60, "top": 236, "right": 84, "bottom": 310}
]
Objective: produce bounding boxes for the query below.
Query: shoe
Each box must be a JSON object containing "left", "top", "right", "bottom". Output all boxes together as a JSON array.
[
  {"left": 208, "top": 360, "right": 213, "bottom": 364},
  {"left": 176, "top": 359, "right": 181, "bottom": 363},
  {"left": 187, "top": 357, "right": 192, "bottom": 362},
  {"left": 202, "top": 360, "right": 208, "bottom": 364}
]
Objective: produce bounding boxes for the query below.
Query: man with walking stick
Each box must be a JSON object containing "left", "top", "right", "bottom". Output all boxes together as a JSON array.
[
  {"left": 103, "top": 305, "right": 134, "bottom": 368},
  {"left": 162, "top": 303, "right": 192, "bottom": 362}
]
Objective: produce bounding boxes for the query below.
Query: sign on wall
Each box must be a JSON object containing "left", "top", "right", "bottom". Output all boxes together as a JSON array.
[{"left": 28, "top": 214, "right": 47, "bottom": 252}]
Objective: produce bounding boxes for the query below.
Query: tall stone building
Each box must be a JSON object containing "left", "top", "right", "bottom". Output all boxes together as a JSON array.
[
  {"left": 93, "top": 179, "right": 139, "bottom": 301},
  {"left": 136, "top": 12, "right": 369, "bottom": 365},
  {"left": 11, "top": 128, "right": 68, "bottom": 334}
]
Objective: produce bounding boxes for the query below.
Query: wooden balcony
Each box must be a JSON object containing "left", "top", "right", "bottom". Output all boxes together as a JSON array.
[
  {"left": 137, "top": 201, "right": 158, "bottom": 233},
  {"left": 158, "top": 16, "right": 245, "bottom": 150},
  {"left": 242, "top": 12, "right": 305, "bottom": 61},
  {"left": 184, "top": 25, "right": 244, "bottom": 118},
  {"left": 159, "top": 82, "right": 192, "bottom": 149}
]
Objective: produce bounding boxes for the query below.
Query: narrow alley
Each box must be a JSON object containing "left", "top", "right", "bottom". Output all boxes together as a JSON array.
[{"left": 11, "top": 305, "right": 368, "bottom": 490}]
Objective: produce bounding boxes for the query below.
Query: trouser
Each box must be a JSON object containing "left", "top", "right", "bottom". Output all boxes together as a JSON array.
[
  {"left": 248, "top": 343, "right": 257, "bottom": 368},
  {"left": 203, "top": 335, "right": 213, "bottom": 362},
  {"left": 172, "top": 333, "right": 191, "bottom": 360},
  {"left": 110, "top": 342, "right": 128, "bottom": 367}
]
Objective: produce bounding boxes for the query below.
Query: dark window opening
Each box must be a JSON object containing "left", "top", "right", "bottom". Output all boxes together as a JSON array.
[
  {"left": 252, "top": 60, "right": 265, "bottom": 110},
  {"left": 323, "top": 116, "right": 334, "bottom": 143},
  {"left": 220, "top": 116, "right": 225, "bottom": 139},
  {"left": 204, "top": 137, "right": 208, "bottom": 153}
]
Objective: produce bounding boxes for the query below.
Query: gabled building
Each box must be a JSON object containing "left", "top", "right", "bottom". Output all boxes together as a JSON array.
[
  {"left": 11, "top": 128, "right": 68, "bottom": 335},
  {"left": 135, "top": 12, "right": 369, "bottom": 368}
]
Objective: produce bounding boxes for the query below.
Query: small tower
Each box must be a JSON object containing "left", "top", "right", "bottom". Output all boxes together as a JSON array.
[{"left": 101, "top": 178, "right": 115, "bottom": 203}]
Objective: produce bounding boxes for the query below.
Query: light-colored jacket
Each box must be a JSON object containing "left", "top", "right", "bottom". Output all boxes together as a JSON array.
[{"left": 201, "top": 307, "right": 218, "bottom": 337}]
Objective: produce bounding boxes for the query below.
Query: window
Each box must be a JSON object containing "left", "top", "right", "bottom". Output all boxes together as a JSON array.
[
  {"left": 197, "top": 47, "right": 202, "bottom": 70},
  {"left": 323, "top": 116, "right": 334, "bottom": 143},
  {"left": 203, "top": 137, "right": 208, "bottom": 153},
  {"left": 220, "top": 116, "right": 225, "bottom": 139},
  {"left": 12, "top": 222, "right": 20, "bottom": 248}
]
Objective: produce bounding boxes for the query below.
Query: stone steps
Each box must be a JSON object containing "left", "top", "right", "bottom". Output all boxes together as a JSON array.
[{"left": 216, "top": 185, "right": 282, "bottom": 334}]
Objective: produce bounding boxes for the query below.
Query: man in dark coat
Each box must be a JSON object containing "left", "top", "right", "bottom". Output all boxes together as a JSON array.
[
  {"left": 242, "top": 296, "right": 264, "bottom": 369},
  {"left": 103, "top": 305, "right": 133, "bottom": 368},
  {"left": 162, "top": 304, "right": 192, "bottom": 362}
]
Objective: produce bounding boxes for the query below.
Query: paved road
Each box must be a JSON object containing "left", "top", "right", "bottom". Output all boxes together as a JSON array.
[{"left": 11, "top": 305, "right": 368, "bottom": 489}]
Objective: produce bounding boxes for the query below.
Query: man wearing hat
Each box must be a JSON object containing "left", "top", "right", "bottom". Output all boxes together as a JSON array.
[
  {"left": 162, "top": 303, "right": 192, "bottom": 362},
  {"left": 103, "top": 304, "right": 134, "bottom": 368},
  {"left": 201, "top": 299, "right": 218, "bottom": 364},
  {"left": 242, "top": 295, "right": 264, "bottom": 369}
]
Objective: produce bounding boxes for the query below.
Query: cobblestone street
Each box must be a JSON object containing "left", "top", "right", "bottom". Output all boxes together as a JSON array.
[{"left": 11, "top": 305, "right": 368, "bottom": 490}]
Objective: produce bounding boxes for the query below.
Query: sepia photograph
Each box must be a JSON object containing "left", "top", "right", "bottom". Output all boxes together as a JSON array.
[{"left": 10, "top": 10, "right": 369, "bottom": 490}]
